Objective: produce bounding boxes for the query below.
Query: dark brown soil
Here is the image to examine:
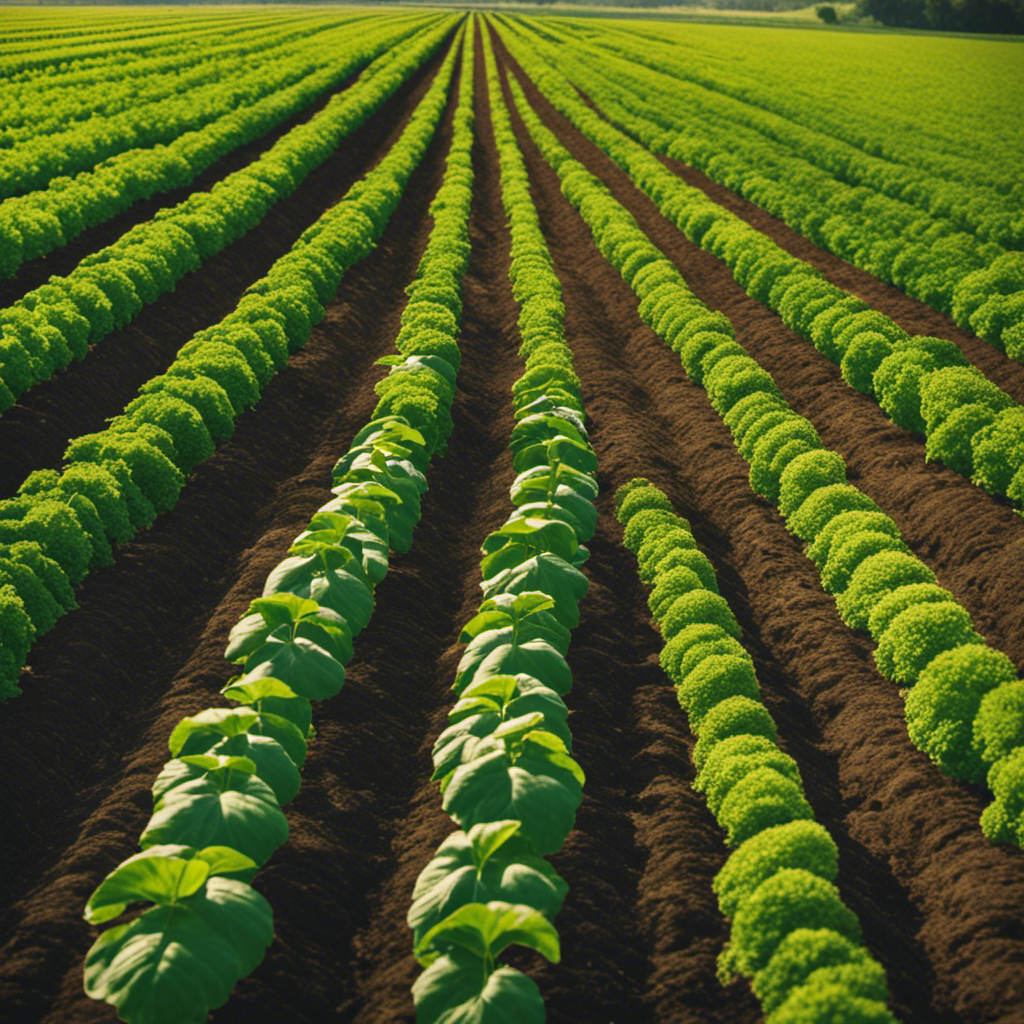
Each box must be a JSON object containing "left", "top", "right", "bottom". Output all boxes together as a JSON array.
[{"left": 1, "top": 17, "right": 1023, "bottom": 1024}]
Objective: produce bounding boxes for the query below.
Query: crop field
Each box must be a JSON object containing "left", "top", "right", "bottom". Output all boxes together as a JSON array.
[{"left": 0, "top": 7, "right": 1023, "bottom": 1024}]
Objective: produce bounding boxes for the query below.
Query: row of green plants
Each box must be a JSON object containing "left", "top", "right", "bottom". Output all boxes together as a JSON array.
[
  {"left": 2, "top": 15, "right": 356, "bottom": 145},
  {"left": 0, "top": 15, "right": 454, "bottom": 411},
  {"left": 614, "top": 478, "right": 896, "bottom": 1024},
  {"left": 492, "top": 20, "right": 1024, "bottom": 509},
  {"left": 503, "top": 17, "right": 1024, "bottom": 355},
  {"left": 0, "top": 17, "right": 401, "bottom": 203},
  {"left": 81, "top": 26, "right": 474, "bottom": 1024},
  {"left": 524, "top": 17, "right": 1017, "bottom": 250},
  {"left": 0, "top": 13, "right": 253, "bottom": 78},
  {"left": 505, "top": 69, "right": 1024, "bottom": 852},
  {"left": 409, "top": 30, "right": 592, "bottom": 1023},
  {"left": 0, "top": 13, "right": 436, "bottom": 278},
  {"left": 0, "top": 20, "right": 462, "bottom": 703}
]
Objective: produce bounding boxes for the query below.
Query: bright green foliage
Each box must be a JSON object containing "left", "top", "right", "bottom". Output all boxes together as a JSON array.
[
  {"left": 840, "top": 332, "right": 894, "bottom": 398},
  {"left": 714, "top": 823, "right": 839, "bottom": 921},
  {"left": 625, "top": 508, "right": 685, "bottom": 554},
  {"left": 636, "top": 526, "right": 699, "bottom": 581},
  {"left": 659, "top": 623, "right": 742, "bottom": 686},
  {"left": 805, "top": 511, "right": 901, "bottom": 571},
  {"left": 905, "top": 644, "right": 1018, "bottom": 784},
  {"left": 754, "top": 928, "right": 883, "bottom": 1016},
  {"left": 974, "top": 682, "right": 1024, "bottom": 769},
  {"left": 676, "top": 653, "right": 760, "bottom": 732},
  {"left": 971, "top": 407, "right": 1024, "bottom": 496},
  {"left": 121, "top": 394, "right": 215, "bottom": 474},
  {"left": 692, "top": 696, "right": 778, "bottom": 773},
  {"left": 0, "top": 497, "right": 93, "bottom": 584},
  {"left": 982, "top": 748, "right": 1024, "bottom": 846},
  {"left": 749, "top": 420, "right": 822, "bottom": 503},
  {"left": 718, "top": 768, "right": 815, "bottom": 848},
  {"left": 648, "top": 566, "right": 706, "bottom": 624},
  {"left": 695, "top": 734, "right": 799, "bottom": 817},
  {"left": 837, "top": 553, "right": 939, "bottom": 632},
  {"left": 919, "top": 365, "right": 1012, "bottom": 435},
  {"left": 926, "top": 403, "right": 999, "bottom": 477},
  {"left": 865, "top": 583, "right": 955, "bottom": 642},
  {"left": 873, "top": 602, "right": 984, "bottom": 685},
  {"left": 872, "top": 348, "right": 935, "bottom": 433},
  {"left": 726, "top": 869, "right": 862, "bottom": 977},
  {"left": 820, "top": 530, "right": 910, "bottom": 596},
  {"left": 767, "top": 975, "right": 896, "bottom": 1024},
  {"left": 778, "top": 450, "right": 846, "bottom": 519},
  {"left": 616, "top": 480, "right": 674, "bottom": 521},
  {"left": 661, "top": 589, "right": 742, "bottom": 643},
  {"left": 0, "top": 583, "right": 33, "bottom": 698},
  {"left": 786, "top": 485, "right": 881, "bottom": 544}
]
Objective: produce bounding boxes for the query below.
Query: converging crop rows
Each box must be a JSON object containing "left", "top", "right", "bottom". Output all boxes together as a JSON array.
[{"left": 0, "top": 9, "right": 1021, "bottom": 1024}]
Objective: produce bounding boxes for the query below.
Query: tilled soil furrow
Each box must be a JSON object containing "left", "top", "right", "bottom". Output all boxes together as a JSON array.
[
  {"left": 649, "top": 152, "right": 1024, "bottom": 407},
  {"left": 495, "top": 36, "right": 1024, "bottom": 1024},
  {"left": 0, "top": 31, "right": 454, "bottom": 501},
  {"left": 0, "top": 49, "right": 463, "bottom": 1024},
  {"left": 494, "top": 38, "right": 1024, "bottom": 674},
  {"left": 279, "top": 37, "right": 526, "bottom": 1022}
]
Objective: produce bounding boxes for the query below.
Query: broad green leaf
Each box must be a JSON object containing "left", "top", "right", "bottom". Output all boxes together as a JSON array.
[
  {"left": 263, "top": 549, "right": 374, "bottom": 635},
  {"left": 415, "top": 901, "right": 561, "bottom": 965},
  {"left": 225, "top": 596, "right": 352, "bottom": 665},
  {"left": 434, "top": 675, "right": 571, "bottom": 781},
  {"left": 413, "top": 953, "right": 545, "bottom": 1024},
  {"left": 512, "top": 483, "right": 598, "bottom": 540},
  {"left": 169, "top": 709, "right": 259, "bottom": 755},
  {"left": 84, "top": 877, "right": 273, "bottom": 1024},
  {"left": 513, "top": 396, "right": 586, "bottom": 434},
  {"left": 290, "top": 513, "right": 389, "bottom": 585},
  {"left": 510, "top": 494, "right": 596, "bottom": 543},
  {"left": 199, "top": 733, "right": 302, "bottom": 806},
  {"left": 241, "top": 629, "right": 346, "bottom": 702},
  {"left": 461, "top": 619, "right": 569, "bottom": 663},
  {"left": 512, "top": 435, "right": 597, "bottom": 476},
  {"left": 220, "top": 676, "right": 312, "bottom": 736},
  {"left": 452, "top": 675, "right": 569, "bottom": 734},
  {"left": 441, "top": 735, "right": 583, "bottom": 855},
  {"left": 454, "top": 639, "right": 573, "bottom": 698},
  {"left": 511, "top": 464, "right": 598, "bottom": 503},
  {"left": 85, "top": 848, "right": 210, "bottom": 924},
  {"left": 480, "top": 519, "right": 578, "bottom": 580},
  {"left": 401, "top": 354, "right": 457, "bottom": 388},
  {"left": 349, "top": 416, "right": 428, "bottom": 460},
  {"left": 509, "top": 413, "right": 588, "bottom": 458},
  {"left": 142, "top": 765, "right": 288, "bottom": 866},
  {"left": 193, "top": 846, "right": 257, "bottom": 876},
  {"left": 460, "top": 593, "right": 566, "bottom": 649},
  {"left": 248, "top": 711, "right": 308, "bottom": 768},
  {"left": 481, "top": 553, "right": 588, "bottom": 629}
]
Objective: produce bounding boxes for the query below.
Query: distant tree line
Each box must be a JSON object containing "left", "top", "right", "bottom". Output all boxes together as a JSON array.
[{"left": 856, "top": 0, "right": 1024, "bottom": 31}]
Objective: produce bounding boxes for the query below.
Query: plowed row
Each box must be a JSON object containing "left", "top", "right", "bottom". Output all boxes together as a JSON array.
[{"left": 0, "top": 23, "right": 1021, "bottom": 1024}]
